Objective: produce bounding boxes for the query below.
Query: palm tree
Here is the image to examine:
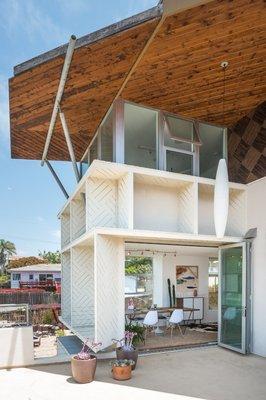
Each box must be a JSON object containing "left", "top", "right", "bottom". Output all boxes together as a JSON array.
[{"left": 0, "top": 239, "right": 16, "bottom": 273}]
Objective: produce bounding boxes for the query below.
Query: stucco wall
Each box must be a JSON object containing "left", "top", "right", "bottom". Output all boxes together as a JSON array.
[
  {"left": 247, "top": 177, "right": 266, "bottom": 356},
  {"left": 0, "top": 326, "right": 34, "bottom": 368}
]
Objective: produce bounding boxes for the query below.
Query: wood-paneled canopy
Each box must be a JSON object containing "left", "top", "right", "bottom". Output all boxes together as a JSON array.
[{"left": 9, "top": 0, "right": 266, "bottom": 161}]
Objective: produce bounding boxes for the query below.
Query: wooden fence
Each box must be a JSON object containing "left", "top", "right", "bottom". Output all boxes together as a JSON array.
[{"left": 0, "top": 291, "right": 61, "bottom": 306}]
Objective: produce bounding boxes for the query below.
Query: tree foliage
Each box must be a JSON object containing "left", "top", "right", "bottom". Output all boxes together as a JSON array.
[
  {"left": 125, "top": 257, "right": 152, "bottom": 276},
  {"left": 0, "top": 239, "right": 16, "bottom": 272},
  {"left": 8, "top": 256, "right": 46, "bottom": 269},
  {"left": 38, "top": 250, "right": 61, "bottom": 264}
]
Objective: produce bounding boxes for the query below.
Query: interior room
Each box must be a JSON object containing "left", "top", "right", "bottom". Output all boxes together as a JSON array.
[{"left": 124, "top": 243, "right": 219, "bottom": 350}]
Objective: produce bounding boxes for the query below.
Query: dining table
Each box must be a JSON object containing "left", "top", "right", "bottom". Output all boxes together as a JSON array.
[{"left": 125, "top": 306, "right": 200, "bottom": 335}]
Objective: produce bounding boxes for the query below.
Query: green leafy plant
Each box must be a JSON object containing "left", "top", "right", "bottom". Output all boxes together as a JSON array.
[
  {"left": 55, "top": 329, "right": 65, "bottom": 337},
  {"left": 0, "top": 239, "right": 16, "bottom": 272},
  {"left": 38, "top": 250, "right": 61, "bottom": 264},
  {"left": 125, "top": 256, "right": 152, "bottom": 275},
  {"left": 125, "top": 323, "right": 145, "bottom": 347}
]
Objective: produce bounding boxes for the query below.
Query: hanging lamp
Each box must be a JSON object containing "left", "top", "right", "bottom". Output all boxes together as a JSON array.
[{"left": 214, "top": 61, "right": 229, "bottom": 239}]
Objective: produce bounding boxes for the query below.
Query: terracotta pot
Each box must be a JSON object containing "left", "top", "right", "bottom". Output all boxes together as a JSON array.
[
  {"left": 112, "top": 365, "right": 132, "bottom": 380},
  {"left": 71, "top": 355, "right": 97, "bottom": 383},
  {"left": 116, "top": 347, "right": 138, "bottom": 370}
]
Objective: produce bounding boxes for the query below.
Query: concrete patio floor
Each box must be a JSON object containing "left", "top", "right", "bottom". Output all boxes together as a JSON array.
[{"left": 1, "top": 347, "right": 266, "bottom": 400}]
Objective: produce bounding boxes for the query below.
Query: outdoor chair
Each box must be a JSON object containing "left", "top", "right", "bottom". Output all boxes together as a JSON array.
[
  {"left": 142, "top": 310, "right": 158, "bottom": 341},
  {"left": 168, "top": 309, "right": 184, "bottom": 339}
]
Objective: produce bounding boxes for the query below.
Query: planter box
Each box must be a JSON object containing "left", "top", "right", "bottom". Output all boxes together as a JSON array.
[{"left": 0, "top": 326, "right": 34, "bottom": 368}]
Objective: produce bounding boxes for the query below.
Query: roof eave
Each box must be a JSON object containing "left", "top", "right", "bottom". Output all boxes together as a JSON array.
[{"left": 13, "top": 5, "right": 163, "bottom": 76}]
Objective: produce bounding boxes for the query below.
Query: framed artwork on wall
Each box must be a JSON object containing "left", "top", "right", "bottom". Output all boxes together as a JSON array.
[{"left": 176, "top": 265, "right": 198, "bottom": 297}]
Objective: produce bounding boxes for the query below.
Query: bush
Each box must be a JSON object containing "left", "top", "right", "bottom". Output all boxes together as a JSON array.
[{"left": 41, "top": 310, "right": 53, "bottom": 325}]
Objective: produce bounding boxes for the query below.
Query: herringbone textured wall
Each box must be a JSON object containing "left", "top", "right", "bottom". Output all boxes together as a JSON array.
[
  {"left": 71, "top": 246, "right": 94, "bottom": 328},
  {"left": 86, "top": 178, "right": 117, "bottom": 229},
  {"left": 94, "top": 235, "right": 124, "bottom": 348},
  {"left": 71, "top": 198, "right": 86, "bottom": 240},
  {"left": 225, "top": 189, "right": 247, "bottom": 237},
  {"left": 61, "top": 251, "right": 71, "bottom": 324},
  {"left": 177, "top": 183, "right": 195, "bottom": 233},
  {"left": 117, "top": 173, "right": 133, "bottom": 229},
  {"left": 61, "top": 214, "right": 70, "bottom": 247}
]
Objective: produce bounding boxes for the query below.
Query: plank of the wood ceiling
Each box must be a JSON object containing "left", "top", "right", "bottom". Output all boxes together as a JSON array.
[
  {"left": 122, "top": 0, "right": 266, "bottom": 126},
  {"left": 10, "top": 18, "right": 159, "bottom": 160}
]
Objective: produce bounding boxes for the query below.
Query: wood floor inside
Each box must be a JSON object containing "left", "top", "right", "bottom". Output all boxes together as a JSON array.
[{"left": 138, "top": 327, "right": 217, "bottom": 351}]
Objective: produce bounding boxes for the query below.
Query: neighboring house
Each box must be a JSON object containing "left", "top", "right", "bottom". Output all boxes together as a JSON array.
[
  {"left": 8, "top": 0, "right": 266, "bottom": 357},
  {"left": 9, "top": 264, "right": 61, "bottom": 289}
]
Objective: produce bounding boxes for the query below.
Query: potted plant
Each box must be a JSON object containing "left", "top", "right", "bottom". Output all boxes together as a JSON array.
[
  {"left": 71, "top": 339, "right": 102, "bottom": 384},
  {"left": 111, "top": 359, "right": 135, "bottom": 381},
  {"left": 113, "top": 323, "right": 145, "bottom": 370}
]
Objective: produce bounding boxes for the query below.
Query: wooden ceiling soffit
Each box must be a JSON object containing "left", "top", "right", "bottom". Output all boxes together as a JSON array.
[
  {"left": 9, "top": 15, "right": 161, "bottom": 160},
  {"left": 122, "top": 0, "right": 266, "bottom": 126}
]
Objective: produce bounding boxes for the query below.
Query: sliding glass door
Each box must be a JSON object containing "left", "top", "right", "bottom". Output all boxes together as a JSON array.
[{"left": 218, "top": 242, "right": 251, "bottom": 354}]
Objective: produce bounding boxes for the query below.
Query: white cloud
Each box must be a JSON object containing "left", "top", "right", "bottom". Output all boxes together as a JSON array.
[
  {"left": 7, "top": 186, "right": 12, "bottom": 191},
  {"left": 37, "top": 216, "right": 45, "bottom": 222},
  {"left": 0, "top": 0, "right": 67, "bottom": 45}
]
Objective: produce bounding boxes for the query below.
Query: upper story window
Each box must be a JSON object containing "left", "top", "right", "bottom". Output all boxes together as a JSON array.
[
  {"left": 199, "top": 123, "right": 225, "bottom": 179},
  {"left": 80, "top": 100, "right": 227, "bottom": 180},
  {"left": 124, "top": 103, "right": 157, "bottom": 169}
]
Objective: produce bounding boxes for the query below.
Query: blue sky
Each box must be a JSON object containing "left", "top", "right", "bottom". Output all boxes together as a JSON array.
[{"left": 0, "top": 0, "right": 157, "bottom": 256}]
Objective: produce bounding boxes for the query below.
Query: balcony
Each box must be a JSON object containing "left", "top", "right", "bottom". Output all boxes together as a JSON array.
[{"left": 79, "top": 99, "right": 227, "bottom": 181}]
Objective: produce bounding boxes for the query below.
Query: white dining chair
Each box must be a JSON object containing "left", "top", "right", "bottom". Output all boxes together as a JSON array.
[
  {"left": 169, "top": 309, "right": 184, "bottom": 339},
  {"left": 143, "top": 310, "right": 158, "bottom": 341}
]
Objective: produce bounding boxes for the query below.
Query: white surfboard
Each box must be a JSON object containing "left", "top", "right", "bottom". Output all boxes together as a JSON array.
[{"left": 214, "top": 159, "right": 229, "bottom": 238}]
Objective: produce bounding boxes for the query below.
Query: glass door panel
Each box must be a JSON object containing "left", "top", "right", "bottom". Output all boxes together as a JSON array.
[{"left": 218, "top": 243, "right": 250, "bottom": 354}]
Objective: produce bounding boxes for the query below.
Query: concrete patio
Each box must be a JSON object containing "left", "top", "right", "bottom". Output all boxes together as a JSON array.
[{"left": 1, "top": 347, "right": 266, "bottom": 400}]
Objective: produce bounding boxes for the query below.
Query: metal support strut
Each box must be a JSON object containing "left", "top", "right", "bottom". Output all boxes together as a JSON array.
[{"left": 45, "top": 160, "right": 69, "bottom": 199}]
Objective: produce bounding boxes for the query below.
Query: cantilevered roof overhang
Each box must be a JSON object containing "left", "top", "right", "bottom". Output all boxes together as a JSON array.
[{"left": 9, "top": 0, "right": 266, "bottom": 161}]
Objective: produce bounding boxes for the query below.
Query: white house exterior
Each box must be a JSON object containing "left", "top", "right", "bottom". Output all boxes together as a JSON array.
[
  {"left": 9, "top": 264, "right": 61, "bottom": 289},
  {"left": 8, "top": 0, "right": 266, "bottom": 358},
  {"left": 58, "top": 160, "right": 265, "bottom": 355}
]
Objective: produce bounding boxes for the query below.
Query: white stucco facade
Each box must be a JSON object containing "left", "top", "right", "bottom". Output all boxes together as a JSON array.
[{"left": 59, "top": 160, "right": 256, "bottom": 352}]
